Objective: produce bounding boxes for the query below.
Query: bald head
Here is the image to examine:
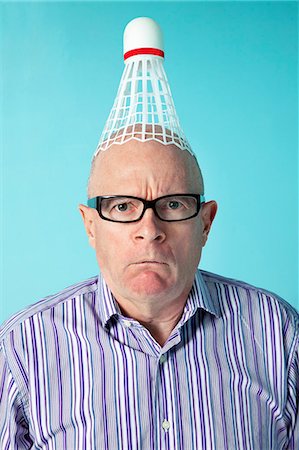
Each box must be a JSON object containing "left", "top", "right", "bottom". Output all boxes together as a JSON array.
[{"left": 87, "top": 140, "right": 204, "bottom": 199}]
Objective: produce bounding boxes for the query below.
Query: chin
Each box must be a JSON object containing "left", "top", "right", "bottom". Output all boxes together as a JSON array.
[{"left": 128, "top": 270, "right": 172, "bottom": 299}]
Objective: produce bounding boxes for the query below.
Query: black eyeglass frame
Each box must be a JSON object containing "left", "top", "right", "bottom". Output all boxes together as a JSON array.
[{"left": 87, "top": 194, "right": 206, "bottom": 223}]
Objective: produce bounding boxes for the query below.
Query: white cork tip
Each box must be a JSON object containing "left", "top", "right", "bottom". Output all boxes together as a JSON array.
[{"left": 123, "top": 17, "right": 164, "bottom": 57}]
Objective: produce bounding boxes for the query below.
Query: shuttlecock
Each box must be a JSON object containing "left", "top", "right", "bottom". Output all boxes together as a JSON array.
[{"left": 93, "top": 17, "right": 194, "bottom": 158}]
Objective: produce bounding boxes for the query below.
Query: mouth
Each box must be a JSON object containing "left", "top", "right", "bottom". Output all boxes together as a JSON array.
[{"left": 131, "top": 260, "right": 168, "bottom": 266}]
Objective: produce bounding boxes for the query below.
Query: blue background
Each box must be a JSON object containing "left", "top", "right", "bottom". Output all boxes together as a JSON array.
[{"left": 1, "top": 1, "right": 298, "bottom": 322}]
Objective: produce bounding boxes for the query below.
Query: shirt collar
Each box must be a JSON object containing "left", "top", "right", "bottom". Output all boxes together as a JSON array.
[
  {"left": 97, "top": 269, "right": 221, "bottom": 328},
  {"left": 182, "top": 269, "right": 221, "bottom": 323},
  {"left": 97, "top": 274, "right": 121, "bottom": 328}
]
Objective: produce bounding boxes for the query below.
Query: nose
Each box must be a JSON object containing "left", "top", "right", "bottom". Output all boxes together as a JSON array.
[{"left": 133, "top": 208, "right": 166, "bottom": 243}]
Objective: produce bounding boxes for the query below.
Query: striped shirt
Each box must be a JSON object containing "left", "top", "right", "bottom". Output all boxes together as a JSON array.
[{"left": 0, "top": 269, "right": 298, "bottom": 450}]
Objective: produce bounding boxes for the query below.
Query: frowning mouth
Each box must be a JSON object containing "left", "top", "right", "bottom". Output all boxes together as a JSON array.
[{"left": 131, "top": 260, "right": 168, "bottom": 266}]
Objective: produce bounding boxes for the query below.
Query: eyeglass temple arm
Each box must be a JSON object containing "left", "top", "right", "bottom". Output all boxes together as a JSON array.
[{"left": 87, "top": 198, "right": 97, "bottom": 208}]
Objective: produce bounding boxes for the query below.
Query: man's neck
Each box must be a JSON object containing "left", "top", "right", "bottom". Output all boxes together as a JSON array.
[{"left": 116, "top": 294, "right": 189, "bottom": 347}]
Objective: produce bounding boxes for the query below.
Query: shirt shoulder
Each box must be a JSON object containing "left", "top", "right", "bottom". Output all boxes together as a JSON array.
[
  {"left": 0, "top": 276, "right": 99, "bottom": 342},
  {"left": 200, "top": 269, "right": 299, "bottom": 331}
]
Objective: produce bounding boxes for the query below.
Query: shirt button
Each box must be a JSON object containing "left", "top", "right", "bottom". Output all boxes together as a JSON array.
[
  {"left": 123, "top": 320, "right": 132, "bottom": 328},
  {"left": 162, "top": 419, "right": 171, "bottom": 432},
  {"left": 159, "top": 354, "right": 167, "bottom": 364}
]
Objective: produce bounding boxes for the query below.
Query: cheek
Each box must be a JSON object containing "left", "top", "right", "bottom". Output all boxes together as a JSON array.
[
  {"left": 173, "top": 221, "right": 203, "bottom": 262},
  {"left": 94, "top": 223, "right": 129, "bottom": 268}
]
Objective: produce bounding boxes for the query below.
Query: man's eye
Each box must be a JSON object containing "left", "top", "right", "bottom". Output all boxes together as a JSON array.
[
  {"left": 167, "top": 201, "right": 181, "bottom": 210},
  {"left": 114, "top": 203, "right": 130, "bottom": 212}
]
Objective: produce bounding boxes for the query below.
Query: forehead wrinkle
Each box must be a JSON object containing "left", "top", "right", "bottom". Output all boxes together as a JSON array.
[{"left": 137, "top": 172, "right": 187, "bottom": 199}]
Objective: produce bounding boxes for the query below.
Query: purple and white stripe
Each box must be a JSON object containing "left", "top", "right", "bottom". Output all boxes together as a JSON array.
[{"left": 0, "top": 269, "right": 298, "bottom": 449}]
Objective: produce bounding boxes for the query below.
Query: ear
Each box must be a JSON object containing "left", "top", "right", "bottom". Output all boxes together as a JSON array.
[
  {"left": 200, "top": 201, "right": 217, "bottom": 247},
  {"left": 78, "top": 204, "right": 97, "bottom": 249}
]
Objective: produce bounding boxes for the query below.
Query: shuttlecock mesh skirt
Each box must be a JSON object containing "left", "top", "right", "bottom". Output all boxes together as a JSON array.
[{"left": 94, "top": 55, "right": 194, "bottom": 157}]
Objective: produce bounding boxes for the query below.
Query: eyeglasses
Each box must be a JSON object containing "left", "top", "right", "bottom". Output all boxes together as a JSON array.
[{"left": 87, "top": 194, "right": 205, "bottom": 223}]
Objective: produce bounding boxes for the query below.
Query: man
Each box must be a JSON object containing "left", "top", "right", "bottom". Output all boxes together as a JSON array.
[
  {"left": 1, "top": 16, "right": 298, "bottom": 450},
  {"left": 1, "top": 135, "right": 298, "bottom": 449}
]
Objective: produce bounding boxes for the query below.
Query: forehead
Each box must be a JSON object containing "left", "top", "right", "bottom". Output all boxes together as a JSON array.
[{"left": 90, "top": 140, "right": 201, "bottom": 195}]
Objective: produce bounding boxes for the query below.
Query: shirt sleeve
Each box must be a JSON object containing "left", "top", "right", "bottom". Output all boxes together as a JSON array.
[
  {"left": 284, "top": 333, "right": 299, "bottom": 450},
  {"left": 0, "top": 342, "right": 33, "bottom": 450}
]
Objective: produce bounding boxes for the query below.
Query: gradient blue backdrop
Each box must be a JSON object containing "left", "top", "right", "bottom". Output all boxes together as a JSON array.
[{"left": 1, "top": 1, "right": 298, "bottom": 322}]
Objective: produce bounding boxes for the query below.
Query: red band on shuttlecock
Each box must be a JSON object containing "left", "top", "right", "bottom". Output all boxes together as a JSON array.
[{"left": 124, "top": 48, "right": 164, "bottom": 60}]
